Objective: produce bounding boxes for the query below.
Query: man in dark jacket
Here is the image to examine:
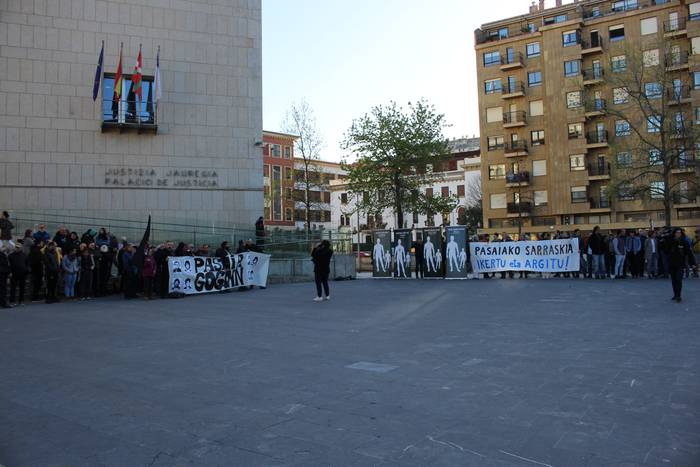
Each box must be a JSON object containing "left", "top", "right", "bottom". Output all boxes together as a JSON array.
[
  {"left": 668, "top": 228, "right": 698, "bottom": 302},
  {"left": 121, "top": 244, "right": 138, "bottom": 299},
  {"left": 412, "top": 238, "right": 424, "bottom": 279},
  {"left": 0, "top": 211, "right": 13, "bottom": 241},
  {"left": 0, "top": 242, "right": 11, "bottom": 308},
  {"left": 8, "top": 242, "right": 28, "bottom": 305},
  {"left": 28, "top": 243, "right": 44, "bottom": 301},
  {"left": 588, "top": 226, "right": 606, "bottom": 279},
  {"left": 154, "top": 241, "right": 173, "bottom": 298},
  {"left": 43, "top": 242, "right": 60, "bottom": 303},
  {"left": 311, "top": 240, "right": 333, "bottom": 301}
]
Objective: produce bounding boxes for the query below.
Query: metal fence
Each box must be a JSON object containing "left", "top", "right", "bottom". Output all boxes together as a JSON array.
[{"left": 9, "top": 210, "right": 351, "bottom": 258}]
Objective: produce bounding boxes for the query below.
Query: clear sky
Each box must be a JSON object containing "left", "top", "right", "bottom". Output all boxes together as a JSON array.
[{"left": 262, "top": 0, "right": 560, "bottom": 161}]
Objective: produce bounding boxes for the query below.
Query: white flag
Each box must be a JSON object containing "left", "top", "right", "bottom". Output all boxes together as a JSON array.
[{"left": 154, "top": 47, "right": 162, "bottom": 103}]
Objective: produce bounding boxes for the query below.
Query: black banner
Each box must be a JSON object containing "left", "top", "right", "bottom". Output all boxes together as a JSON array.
[
  {"left": 372, "top": 230, "right": 392, "bottom": 278},
  {"left": 393, "top": 229, "right": 412, "bottom": 279},
  {"left": 422, "top": 227, "right": 443, "bottom": 278},
  {"left": 445, "top": 226, "right": 468, "bottom": 279}
]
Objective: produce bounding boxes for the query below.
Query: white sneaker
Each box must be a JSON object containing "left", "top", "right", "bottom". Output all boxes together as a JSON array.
[
  {"left": 323, "top": 295, "right": 330, "bottom": 301},
  {"left": 313, "top": 297, "right": 323, "bottom": 302}
]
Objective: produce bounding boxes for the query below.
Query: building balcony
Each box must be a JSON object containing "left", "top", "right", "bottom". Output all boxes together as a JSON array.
[
  {"left": 589, "top": 197, "right": 611, "bottom": 212},
  {"left": 580, "top": 37, "right": 604, "bottom": 55},
  {"left": 664, "top": 18, "right": 687, "bottom": 37},
  {"left": 506, "top": 201, "right": 532, "bottom": 216},
  {"left": 583, "top": 1, "right": 673, "bottom": 21},
  {"left": 667, "top": 85, "right": 692, "bottom": 105},
  {"left": 666, "top": 51, "right": 689, "bottom": 71},
  {"left": 474, "top": 24, "right": 535, "bottom": 46},
  {"left": 586, "top": 130, "right": 608, "bottom": 148},
  {"left": 505, "top": 171, "right": 530, "bottom": 187},
  {"left": 503, "top": 111, "right": 527, "bottom": 128},
  {"left": 584, "top": 98, "right": 606, "bottom": 118},
  {"left": 501, "top": 81, "right": 525, "bottom": 99},
  {"left": 101, "top": 99, "right": 158, "bottom": 134},
  {"left": 673, "top": 190, "right": 698, "bottom": 206},
  {"left": 503, "top": 141, "right": 528, "bottom": 157},
  {"left": 672, "top": 154, "right": 698, "bottom": 173},
  {"left": 500, "top": 52, "right": 524, "bottom": 71},
  {"left": 587, "top": 162, "right": 611, "bottom": 180},
  {"left": 582, "top": 68, "right": 604, "bottom": 85}
]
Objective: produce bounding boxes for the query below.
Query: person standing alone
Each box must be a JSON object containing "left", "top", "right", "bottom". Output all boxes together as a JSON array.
[
  {"left": 311, "top": 240, "right": 333, "bottom": 302},
  {"left": 668, "top": 228, "right": 698, "bottom": 303}
]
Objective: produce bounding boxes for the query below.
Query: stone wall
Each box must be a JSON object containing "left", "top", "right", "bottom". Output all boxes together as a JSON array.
[{"left": 0, "top": 0, "right": 262, "bottom": 227}]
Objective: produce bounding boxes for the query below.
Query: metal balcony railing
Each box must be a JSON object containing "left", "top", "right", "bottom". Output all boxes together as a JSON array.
[
  {"left": 581, "top": 36, "right": 604, "bottom": 50},
  {"left": 507, "top": 201, "right": 532, "bottom": 214},
  {"left": 587, "top": 162, "right": 611, "bottom": 176},
  {"left": 503, "top": 111, "right": 527, "bottom": 125},
  {"left": 673, "top": 190, "right": 697, "bottom": 204},
  {"left": 586, "top": 130, "right": 608, "bottom": 144},
  {"left": 666, "top": 51, "right": 689, "bottom": 67},
  {"left": 664, "top": 17, "right": 686, "bottom": 33},
  {"left": 582, "top": 68, "right": 604, "bottom": 81},
  {"left": 589, "top": 197, "right": 611, "bottom": 209},
  {"left": 585, "top": 98, "right": 606, "bottom": 113},
  {"left": 501, "top": 81, "right": 525, "bottom": 95},
  {"left": 583, "top": 0, "right": 668, "bottom": 20},
  {"left": 504, "top": 141, "right": 528, "bottom": 153},
  {"left": 501, "top": 52, "right": 523, "bottom": 66},
  {"left": 667, "top": 85, "right": 692, "bottom": 101},
  {"left": 506, "top": 171, "right": 530, "bottom": 184},
  {"left": 102, "top": 98, "right": 158, "bottom": 126}
]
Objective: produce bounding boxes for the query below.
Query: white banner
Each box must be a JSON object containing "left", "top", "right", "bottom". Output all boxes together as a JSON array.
[
  {"left": 167, "top": 252, "right": 270, "bottom": 295},
  {"left": 470, "top": 239, "right": 580, "bottom": 273}
]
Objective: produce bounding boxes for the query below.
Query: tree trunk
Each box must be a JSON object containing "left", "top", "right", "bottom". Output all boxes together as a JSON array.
[{"left": 663, "top": 167, "right": 672, "bottom": 228}]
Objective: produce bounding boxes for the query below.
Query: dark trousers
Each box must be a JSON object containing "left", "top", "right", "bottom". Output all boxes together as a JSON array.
[
  {"left": 0, "top": 273, "right": 8, "bottom": 306},
  {"left": 10, "top": 273, "right": 26, "bottom": 303},
  {"left": 314, "top": 271, "right": 329, "bottom": 297},
  {"left": 671, "top": 267, "right": 684, "bottom": 299},
  {"left": 123, "top": 272, "right": 137, "bottom": 298},
  {"left": 415, "top": 259, "right": 424, "bottom": 279},
  {"left": 143, "top": 276, "right": 154, "bottom": 299},
  {"left": 45, "top": 271, "right": 58, "bottom": 302},
  {"left": 80, "top": 272, "right": 92, "bottom": 298},
  {"left": 31, "top": 270, "right": 43, "bottom": 300}
]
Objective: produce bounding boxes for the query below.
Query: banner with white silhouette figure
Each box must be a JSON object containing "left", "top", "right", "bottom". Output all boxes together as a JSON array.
[
  {"left": 469, "top": 239, "right": 580, "bottom": 273},
  {"left": 392, "top": 229, "right": 412, "bottom": 279},
  {"left": 444, "top": 226, "right": 469, "bottom": 279},
  {"left": 421, "top": 227, "right": 443, "bottom": 278},
  {"left": 372, "top": 230, "right": 392, "bottom": 278}
]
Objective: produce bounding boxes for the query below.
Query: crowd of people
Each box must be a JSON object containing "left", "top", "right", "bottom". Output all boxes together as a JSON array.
[{"left": 0, "top": 211, "right": 265, "bottom": 308}]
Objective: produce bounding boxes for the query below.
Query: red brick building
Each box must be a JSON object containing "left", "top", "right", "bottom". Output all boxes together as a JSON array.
[{"left": 263, "top": 131, "right": 298, "bottom": 228}]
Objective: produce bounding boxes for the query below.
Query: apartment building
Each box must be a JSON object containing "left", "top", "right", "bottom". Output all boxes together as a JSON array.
[
  {"left": 475, "top": 0, "right": 700, "bottom": 234},
  {"left": 293, "top": 158, "right": 347, "bottom": 230},
  {"left": 262, "top": 131, "right": 298, "bottom": 228},
  {"left": 330, "top": 137, "right": 481, "bottom": 244}
]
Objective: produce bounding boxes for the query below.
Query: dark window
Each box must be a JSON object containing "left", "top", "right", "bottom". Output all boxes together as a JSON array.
[
  {"left": 562, "top": 30, "right": 579, "bottom": 47},
  {"left": 531, "top": 130, "right": 545, "bottom": 146},
  {"left": 102, "top": 74, "right": 156, "bottom": 124},
  {"left": 526, "top": 42, "right": 540, "bottom": 57},
  {"left": 528, "top": 71, "right": 542, "bottom": 87},
  {"left": 483, "top": 51, "right": 500, "bottom": 67},
  {"left": 457, "top": 185, "right": 465, "bottom": 197},
  {"left": 564, "top": 60, "right": 580, "bottom": 77},
  {"left": 441, "top": 186, "right": 449, "bottom": 197},
  {"left": 609, "top": 26, "right": 625, "bottom": 42},
  {"left": 341, "top": 193, "right": 348, "bottom": 204},
  {"left": 485, "top": 78, "right": 502, "bottom": 94}
]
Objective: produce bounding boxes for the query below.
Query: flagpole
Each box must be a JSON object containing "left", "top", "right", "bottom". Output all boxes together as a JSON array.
[
  {"left": 100, "top": 40, "right": 104, "bottom": 101},
  {"left": 137, "top": 43, "right": 142, "bottom": 124}
]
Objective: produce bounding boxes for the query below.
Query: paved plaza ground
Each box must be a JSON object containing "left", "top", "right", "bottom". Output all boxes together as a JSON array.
[{"left": 0, "top": 277, "right": 699, "bottom": 467}]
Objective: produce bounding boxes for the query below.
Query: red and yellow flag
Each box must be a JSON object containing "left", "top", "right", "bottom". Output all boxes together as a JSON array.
[{"left": 113, "top": 44, "right": 123, "bottom": 103}]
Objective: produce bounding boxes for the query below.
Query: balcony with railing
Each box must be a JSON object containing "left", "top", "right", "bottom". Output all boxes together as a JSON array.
[
  {"left": 501, "top": 81, "right": 525, "bottom": 99},
  {"left": 667, "top": 85, "right": 692, "bottom": 104},
  {"left": 589, "top": 197, "right": 611, "bottom": 211},
  {"left": 504, "top": 140, "right": 528, "bottom": 157},
  {"left": 101, "top": 98, "right": 158, "bottom": 133},
  {"left": 507, "top": 201, "right": 532, "bottom": 215},
  {"left": 666, "top": 51, "right": 689, "bottom": 71},
  {"left": 583, "top": 0, "right": 672, "bottom": 21},
  {"left": 501, "top": 52, "right": 524, "bottom": 70},
  {"left": 587, "top": 162, "right": 611, "bottom": 179},
  {"left": 584, "top": 98, "right": 606, "bottom": 117},
  {"left": 673, "top": 190, "right": 698, "bottom": 205},
  {"left": 503, "top": 110, "right": 527, "bottom": 128},
  {"left": 582, "top": 67, "right": 604, "bottom": 85},
  {"left": 475, "top": 23, "right": 536, "bottom": 46},
  {"left": 664, "top": 17, "right": 687, "bottom": 36},
  {"left": 581, "top": 36, "right": 604, "bottom": 54},
  {"left": 586, "top": 130, "right": 608, "bottom": 148},
  {"left": 505, "top": 171, "right": 530, "bottom": 187},
  {"left": 672, "top": 152, "right": 698, "bottom": 173}
]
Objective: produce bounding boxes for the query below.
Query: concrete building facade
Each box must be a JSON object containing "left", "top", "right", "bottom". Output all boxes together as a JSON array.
[
  {"left": 475, "top": 0, "right": 700, "bottom": 234},
  {"left": 0, "top": 0, "right": 262, "bottom": 227}
]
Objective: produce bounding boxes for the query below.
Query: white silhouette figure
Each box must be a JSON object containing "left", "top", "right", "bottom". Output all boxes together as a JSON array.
[
  {"left": 384, "top": 251, "right": 391, "bottom": 272},
  {"left": 394, "top": 239, "right": 406, "bottom": 277},
  {"left": 446, "top": 235, "right": 460, "bottom": 272},
  {"left": 373, "top": 238, "right": 386, "bottom": 272},
  {"left": 424, "top": 236, "right": 436, "bottom": 272},
  {"left": 405, "top": 251, "right": 411, "bottom": 272},
  {"left": 459, "top": 248, "right": 467, "bottom": 270},
  {"left": 435, "top": 250, "right": 442, "bottom": 270}
]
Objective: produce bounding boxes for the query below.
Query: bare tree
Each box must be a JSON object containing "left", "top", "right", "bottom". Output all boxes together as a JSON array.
[
  {"left": 282, "top": 99, "right": 324, "bottom": 232},
  {"left": 459, "top": 173, "right": 483, "bottom": 230},
  {"left": 603, "top": 37, "right": 699, "bottom": 227}
]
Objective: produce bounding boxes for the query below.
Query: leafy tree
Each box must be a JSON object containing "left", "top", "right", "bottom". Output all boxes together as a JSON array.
[
  {"left": 282, "top": 99, "right": 324, "bottom": 232},
  {"left": 604, "top": 38, "right": 699, "bottom": 226},
  {"left": 341, "top": 100, "right": 458, "bottom": 228}
]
